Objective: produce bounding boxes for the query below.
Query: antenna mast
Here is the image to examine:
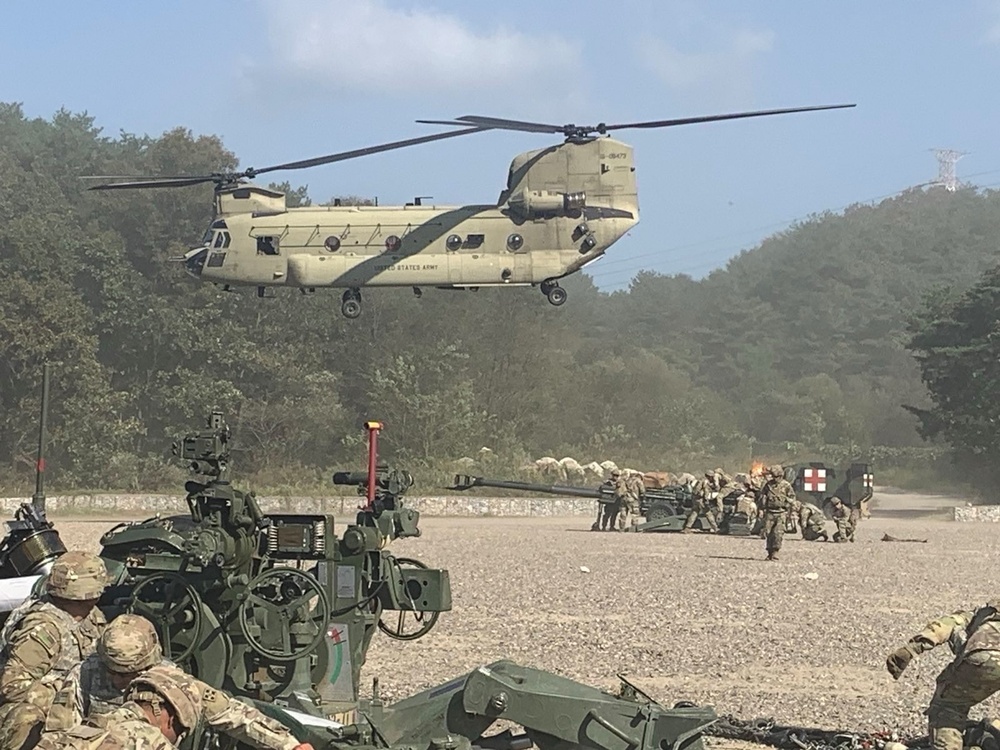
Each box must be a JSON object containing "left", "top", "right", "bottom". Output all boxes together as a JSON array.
[{"left": 931, "top": 148, "right": 968, "bottom": 192}]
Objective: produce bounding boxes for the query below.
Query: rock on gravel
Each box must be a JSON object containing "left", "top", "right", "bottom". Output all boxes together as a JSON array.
[{"left": 50, "top": 506, "right": 996, "bottom": 736}]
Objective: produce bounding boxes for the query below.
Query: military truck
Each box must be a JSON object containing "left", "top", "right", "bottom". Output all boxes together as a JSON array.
[{"left": 784, "top": 461, "right": 874, "bottom": 517}]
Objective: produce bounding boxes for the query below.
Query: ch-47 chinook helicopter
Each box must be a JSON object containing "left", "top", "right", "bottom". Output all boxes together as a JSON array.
[{"left": 89, "top": 104, "right": 854, "bottom": 318}]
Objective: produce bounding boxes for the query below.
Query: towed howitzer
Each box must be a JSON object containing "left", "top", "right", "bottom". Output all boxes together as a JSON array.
[
  {"left": 0, "top": 414, "right": 717, "bottom": 750},
  {"left": 449, "top": 474, "right": 728, "bottom": 533}
]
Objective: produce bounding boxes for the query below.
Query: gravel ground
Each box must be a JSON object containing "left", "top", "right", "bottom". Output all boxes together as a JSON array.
[{"left": 49, "top": 491, "right": 991, "bottom": 738}]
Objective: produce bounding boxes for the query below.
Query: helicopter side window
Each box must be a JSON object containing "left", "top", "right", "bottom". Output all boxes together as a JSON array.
[
  {"left": 257, "top": 236, "right": 279, "bottom": 256},
  {"left": 213, "top": 232, "right": 228, "bottom": 249}
]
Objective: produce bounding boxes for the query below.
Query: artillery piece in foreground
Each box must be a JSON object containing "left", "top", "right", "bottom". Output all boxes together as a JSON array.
[
  {"left": 449, "top": 474, "right": 760, "bottom": 535},
  {"left": 0, "top": 409, "right": 716, "bottom": 750}
]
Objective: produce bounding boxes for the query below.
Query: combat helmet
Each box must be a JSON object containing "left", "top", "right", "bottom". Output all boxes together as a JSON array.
[
  {"left": 767, "top": 464, "right": 784, "bottom": 479},
  {"left": 125, "top": 664, "right": 202, "bottom": 733},
  {"left": 99, "top": 614, "right": 162, "bottom": 674},
  {"left": 47, "top": 551, "right": 108, "bottom": 601}
]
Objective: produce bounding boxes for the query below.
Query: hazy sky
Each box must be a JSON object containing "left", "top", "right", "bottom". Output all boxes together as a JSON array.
[{"left": 3, "top": 1, "right": 999, "bottom": 289}]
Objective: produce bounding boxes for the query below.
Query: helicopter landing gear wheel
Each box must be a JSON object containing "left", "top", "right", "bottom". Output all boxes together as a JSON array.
[
  {"left": 238, "top": 568, "right": 330, "bottom": 662},
  {"left": 341, "top": 288, "right": 362, "bottom": 319},
  {"left": 545, "top": 284, "right": 567, "bottom": 306},
  {"left": 127, "top": 573, "right": 204, "bottom": 664},
  {"left": 377, "top": 557, "right": 440, "bottom": 641}
]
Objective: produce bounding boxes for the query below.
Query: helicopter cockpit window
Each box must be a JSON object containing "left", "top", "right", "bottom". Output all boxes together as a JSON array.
[
  {"left": 257, "top": 236, "right": 279, "bottom": 256},
  {"left": 213, "top": 231, "right": 231, "bottom": 249}
]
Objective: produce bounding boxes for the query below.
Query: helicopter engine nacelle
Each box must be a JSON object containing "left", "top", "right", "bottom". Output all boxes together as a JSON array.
[{"left": 507, "top": 189, "right": 586, "bottom": 218}]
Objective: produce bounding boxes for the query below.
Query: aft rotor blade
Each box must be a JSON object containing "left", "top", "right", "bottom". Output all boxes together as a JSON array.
[
  {"left": 87, "top": 176, "right": 217, "bottom": 191},
  {"left": 601, "top": 104, "right": 856, "bottom": 131},
  {"left": 251, "top": 126, "right": 488, "bottom": 176},
  {"left": 421, "top": 116, "right": 562, "bottom": 134}
]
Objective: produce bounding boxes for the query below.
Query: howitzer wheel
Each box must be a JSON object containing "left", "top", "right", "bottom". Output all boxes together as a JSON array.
[
  {"left": 377, "top": 557, "right": 440, "bottom": 641},
  {"left": 127, "top": 572, "right": 204, "bottom": 664},
  {"left": 238, "top": 568, "right": 330, "bottom": 662}
]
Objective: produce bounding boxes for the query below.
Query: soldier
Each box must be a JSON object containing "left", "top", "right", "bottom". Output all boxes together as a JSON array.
[
  {"left": 599, "top": 470, "right": 622, "bottom": 531},
  {"left": 759, "top": 464, "right": 795, "bottom": 561},
  {"left": 0, "top": 551, "right": 107, "bottom": 721},
  {"left": 683, "top": 471, "right": 720, "bottom": 533},
  {"left": 64, "top": 614, "right": 311, "bottom": 749},
  {"left": 830, "top": 497, "right": 855, "bottom": 542},
  {"left": 798, "top": 500, "right": 829, "bottom": 542},
  {"left": 591, "top": 475, "right": 614, "bottom": 531},
  {"left": 618, "top": 470, "right": 645, "bottom": 531},
  {"left": 36, "top": 664, "right": 202, "bottom": 749},
  {"left": 885, "top": 601, "right": 1000, "bottom": 750},
  {"left": 733, "top": 479, "right": 759, "bottom": 520}
]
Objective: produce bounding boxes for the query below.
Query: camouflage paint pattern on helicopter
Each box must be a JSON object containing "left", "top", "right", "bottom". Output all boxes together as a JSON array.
[{"left": 89, "top": 106, "right": 855, "bottom": 318}]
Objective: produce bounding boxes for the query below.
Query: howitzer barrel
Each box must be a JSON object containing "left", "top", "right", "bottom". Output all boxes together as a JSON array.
[
  {"left": 450, "top": 475, "right": 610, "bottom": 501},
  {"left": 333, "top": 471, "right": 370, "bottom": 486}
]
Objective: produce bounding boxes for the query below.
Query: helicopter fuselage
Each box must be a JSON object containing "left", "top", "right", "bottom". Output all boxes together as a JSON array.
[{"left": 185, "top": 137, "right": 640, "bottom": 311}]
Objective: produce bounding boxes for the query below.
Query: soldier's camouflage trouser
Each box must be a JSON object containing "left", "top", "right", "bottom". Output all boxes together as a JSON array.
[
  {"left": 684, "top": 499, "right": 718, "bottom": 531},
  {"left": 600, "top": 501, "right": 619, "bottom": 530},
  {"left": 618, "top": 498, "right": 636, "bottom": 530},
  {"left": 834, "top": 516, "right": 856, "bottom": 542},
  {"left": 926, "top": 650, "right": 1000, "bottom": 750},
  {"left": 762, "top": 511, "right": 785, "bottom": 553}
]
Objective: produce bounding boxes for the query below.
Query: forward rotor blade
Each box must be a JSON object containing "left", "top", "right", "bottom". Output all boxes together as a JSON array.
[
  {"left": 601, "top": 104, "right": 856, "bottom": 131},
  {"left": 251, "top": 126, "right": 488, "bottom": 176},
  {"left": 422, "top": 116, "right": 562, "bottom": 134},
  {"left": 87, "top": 176, "right": 218, "bottom": 191}
]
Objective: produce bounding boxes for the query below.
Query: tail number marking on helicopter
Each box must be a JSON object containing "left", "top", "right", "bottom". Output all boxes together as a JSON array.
[{"left": 372, "top": 263, "right": 439, "bottom": 272}]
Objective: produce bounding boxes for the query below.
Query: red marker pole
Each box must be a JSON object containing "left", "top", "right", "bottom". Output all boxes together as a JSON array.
[{"left": 364, "top": 421, "right": 383, "bottom": 510}]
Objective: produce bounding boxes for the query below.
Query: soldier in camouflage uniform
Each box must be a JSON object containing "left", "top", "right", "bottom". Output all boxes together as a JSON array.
[
  {"left": 759, "top": 465, "right": 795, "bottom": 560},
  {"left": 682, "top": 471, "right": 720, "bottom": 533},
  {"left": 0, "top": 551, "right": 108, "bottom": 748},
  {"left": 64, "top": 613, "right": 311, "bottom": 750},
  {"left": 798, "top": 500, "right": 829, "bottom": 542},
  {"left": 36, "top": 663, "right": 202, "bottom": 749},
  {"left": 830, "top": 497, "right": 856, "bottom": 542},
  {"left": 886, "top": 602, "right": 1000, "bottom": 750},
  {"left": 617, "top": 470, "right": 645, "bottom": 531},
  {"left": 597, "top": 470, "right": 622, "bottom": 531}
]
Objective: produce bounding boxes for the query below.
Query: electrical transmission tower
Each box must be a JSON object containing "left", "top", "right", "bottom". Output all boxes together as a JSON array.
[{"left": 930, "top": 148, "right": 968, "bottom": 191}]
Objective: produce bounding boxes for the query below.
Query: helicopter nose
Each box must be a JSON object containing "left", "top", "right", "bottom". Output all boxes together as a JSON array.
[{"left": 181, "top": 246, "right": 208, "bottom": 277}]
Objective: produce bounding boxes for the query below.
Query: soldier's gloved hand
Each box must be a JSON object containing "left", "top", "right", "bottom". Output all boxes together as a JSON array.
[{"left": 886, "top": 644, "right": 918, "bottom": 679}]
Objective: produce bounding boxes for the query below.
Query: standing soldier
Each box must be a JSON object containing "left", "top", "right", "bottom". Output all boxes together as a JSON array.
[
  {"left": 613, "top": 470, "right": 633, "bottom": 531},
  {"left": 885, "top": 601, "right": 1000, "bottom": 750},
  {"left": 599, "top": 470, "right": 623, "bottom": 531},
  {"left": 683, "top": 471, "right": 720, "bottom": 533},
  {"left": 0, "top": 550, "right": 108, "bottom": 745},
  {"left": 618, "top": 470, "right": 645, "bottom": 531},
  {"left": 759, "top": 465, "right": 795, "bottom": 560},
  {"left": 592, "top": 474, "right": 614, "bottom": 531},
  {"left": 830, "top": 497, "right": 856, "bottom": 542}
]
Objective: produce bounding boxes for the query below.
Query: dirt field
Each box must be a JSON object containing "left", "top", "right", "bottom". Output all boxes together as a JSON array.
[{"left": 49, "top": 489, "right": 993, "bottom": 737}]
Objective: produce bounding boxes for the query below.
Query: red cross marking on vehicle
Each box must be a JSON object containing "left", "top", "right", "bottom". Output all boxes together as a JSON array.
[{"left": 802, "top": 468, "right": 827, "bottom": 493}]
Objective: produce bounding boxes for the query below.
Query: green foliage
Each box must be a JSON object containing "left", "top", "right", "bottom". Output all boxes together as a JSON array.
[
  {"left": 1, "top": 104, "right": 993, "bottom": 494},
  {"left": 907, "top": 267, "right": 1000, "bottom": 490}
]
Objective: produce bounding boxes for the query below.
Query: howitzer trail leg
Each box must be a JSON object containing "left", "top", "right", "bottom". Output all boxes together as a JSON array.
[
  {"left": 378, "top": 661, "right": 715, "bottom": 750},
  {"left": 927, "top": 655, "right": 1000, "bottom": 750}
]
